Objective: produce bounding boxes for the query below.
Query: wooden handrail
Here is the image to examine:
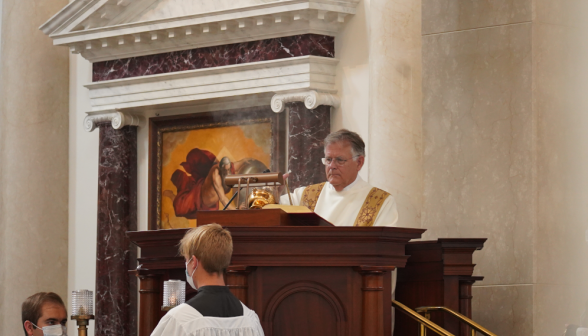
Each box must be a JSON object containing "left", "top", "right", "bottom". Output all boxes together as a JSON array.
[
  {"left": 416, "top": 306, "right": 497, "bottom": 336},
  {"left": 392, "top": 300, "right": 455, "bottom": 336}
]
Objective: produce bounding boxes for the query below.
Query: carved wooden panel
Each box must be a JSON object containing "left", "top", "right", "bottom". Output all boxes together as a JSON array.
[{"left": 266, "top": 281, "right": 346, "bottom": 336}]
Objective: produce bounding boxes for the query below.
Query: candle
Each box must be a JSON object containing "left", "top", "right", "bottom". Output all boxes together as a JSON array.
[
  {"left": 163, "top": 280, "right": 185, "bottom": 309},
  {"left": 71, "top": 290, "right": 94, "bottom": 317}
]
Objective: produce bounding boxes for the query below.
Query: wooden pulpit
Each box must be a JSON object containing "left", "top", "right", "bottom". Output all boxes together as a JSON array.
[
  {"left": 395, "top": 239, "right": 487, "bottom": 336},
  {"left": 128, "top": 209, "right": 425, "bottom": 336}
]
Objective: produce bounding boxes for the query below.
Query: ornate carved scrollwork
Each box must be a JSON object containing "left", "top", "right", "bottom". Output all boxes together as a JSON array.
[
  {"left": 83, "top": 111, "right": 140, "bottom": 132},
  {"left": 271, "top": 90, "right": 341, "bottom": 113}
]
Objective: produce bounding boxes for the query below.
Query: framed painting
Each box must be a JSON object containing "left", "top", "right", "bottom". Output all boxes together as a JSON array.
[{"left": 148, "top": 106, "right": 286, "bottom": 230}]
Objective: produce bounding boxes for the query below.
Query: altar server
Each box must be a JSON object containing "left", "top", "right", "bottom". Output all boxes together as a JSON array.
[
  {"left": 281, "top": 129, "right": 399, "bottom": 228},
  {"left": 22, "top": 292, "right": 68, "bottom": 336},
  {"left": 150, "top": 224, "right": 264, "bottom": 336}
]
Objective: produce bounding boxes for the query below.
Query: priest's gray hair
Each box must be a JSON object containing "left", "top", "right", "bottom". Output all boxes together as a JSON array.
[{"left": 324, "top": 129, "right": 366, "bottom": 158}]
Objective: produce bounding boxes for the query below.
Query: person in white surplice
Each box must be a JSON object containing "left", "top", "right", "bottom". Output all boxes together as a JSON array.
[
  {"left": 280, "top": 129, "right": 399, "bottom": 227},
  {"left": 150, "top": 224, "right": 264, "bottom": 336}
]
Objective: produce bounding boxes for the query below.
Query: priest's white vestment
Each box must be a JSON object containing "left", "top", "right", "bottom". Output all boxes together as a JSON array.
[
  {"left": 150, "top": 303, "right": 265, "bottom": 336},
  {"left": 280, "top": 176, "right": 399, "bottom": 227}
]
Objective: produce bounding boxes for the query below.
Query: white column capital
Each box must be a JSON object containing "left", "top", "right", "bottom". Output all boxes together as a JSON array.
[
  {"left": 270, "top": 90, "right": 340, "bottom": 113},
  {"left": 83, "top": 111, "right": 141, "bottom": 132}
]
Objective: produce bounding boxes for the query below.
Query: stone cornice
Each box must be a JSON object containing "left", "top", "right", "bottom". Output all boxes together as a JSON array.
[
  {"left": 84, "top": 56, "right": 338, "bottom": 113},
  {"left": 271, "top": 90, "right": 340, "bottom": 112},
  {"left": 40, "top": 0, "right": 358, "bottom": 62},
  {"left": 83, "top": 111, "right": 141, "bottom": 132}
]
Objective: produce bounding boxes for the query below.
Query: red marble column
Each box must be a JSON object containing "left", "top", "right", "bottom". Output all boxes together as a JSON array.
[
  {"left": 96, "top": 124, "right": 137, "bottom": 336},
  {"left": 287, "top": 102, "right": 331, "bottom": 190}
]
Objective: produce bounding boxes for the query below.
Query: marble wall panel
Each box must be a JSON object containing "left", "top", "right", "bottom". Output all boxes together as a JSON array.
[
  {"left": 95, "top": 125, "right": 137, "bottom": 336},
  {"left": 136, "top": 0, "right": 275, "bottom": 22},
  {"left": 534, "top": 0, "right": 588, "bottom": 28},
  {"left": 0, "top": 1, "right": 69, "bottom": 336},
  {"left": 422, "top": 0, "right": 531, "bottom": 35},
  {"left": 534, "top": 284, "right": 588, "bottom": 336},
  {"left": 421, "top": 23, "right": 533, "bottom": 285},
  {"left": 534, "top": 20, "right": 588, "bottom": 286},
  {"left": 287, "top": 103, "right": 331, "bottom": 190},
  {"left": 93, "top": 34, "right": 334, "bottom": 81},
  {"left": 471, "top": 285, "right": 533, "bottom": 336},
  {"left": 368, "top": 0, "right": 423, "bottom": 229}
]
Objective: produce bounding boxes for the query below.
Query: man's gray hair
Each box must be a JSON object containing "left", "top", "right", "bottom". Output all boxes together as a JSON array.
[{"left": 324, "top": 129, "right": 366, "bottom": 157}]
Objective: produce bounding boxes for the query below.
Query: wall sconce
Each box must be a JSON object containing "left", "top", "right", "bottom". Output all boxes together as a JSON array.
[
  {"left": 162, "top": 280, "right": 185, "bottom": 311},
  {"left": 71, "top": 290, "right": 94, "bottom": 336}
]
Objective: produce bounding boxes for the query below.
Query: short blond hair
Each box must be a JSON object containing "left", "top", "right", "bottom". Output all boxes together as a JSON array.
[{"left": 179, "top": 223, "right": 233, "bottom": 274}]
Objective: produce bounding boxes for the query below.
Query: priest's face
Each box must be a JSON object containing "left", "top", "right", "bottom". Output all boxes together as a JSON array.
[{"left": 324, "top": 141, "right": 364, "bottom": 192}]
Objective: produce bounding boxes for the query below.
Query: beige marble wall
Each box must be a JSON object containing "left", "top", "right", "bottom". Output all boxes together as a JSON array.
[
  {"left": 423, "top": 0, "right": 531, "bottom": 34},
  {"left": 472, "top": 285, "right": 534, "bottom": 335},
  {"left": 421, "top": 1, "right": 534, "bottom": 334},
  {"left": 368, "top": 0, "right": 423, "bottom": 228},
  {"left": 533, "top": 1, "right": 588, "bottom": 334},
  {"left": 0, "top": 1, "right": 69, "bottom": 335},
  {"left": 424, "top": 1, "right": 588, "bottom": 335}
]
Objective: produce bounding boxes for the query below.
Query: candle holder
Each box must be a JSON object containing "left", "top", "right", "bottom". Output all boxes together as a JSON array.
[
  {"left": 71, "top": 290, "right": 94, "bottom": 336},
  {"left": 162, "top": 280, "right": 186, "bottom": 311}
]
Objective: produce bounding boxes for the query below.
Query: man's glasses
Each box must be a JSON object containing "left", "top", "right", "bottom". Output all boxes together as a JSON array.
[{"left": 321, "top": 156, "right": 360, "bottom": 166}]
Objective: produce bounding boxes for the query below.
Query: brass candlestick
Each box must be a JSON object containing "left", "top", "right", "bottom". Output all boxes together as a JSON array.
[{"left": 71, "top": 314, "right": 94, "bottom": 336}]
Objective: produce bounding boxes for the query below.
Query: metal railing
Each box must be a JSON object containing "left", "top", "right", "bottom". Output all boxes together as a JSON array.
[
  {"left": 416, "top": 306, "right": 497, "bottom": 336},
  {"left": 392, "top": 300, "right": 455, "bottom": 336}
]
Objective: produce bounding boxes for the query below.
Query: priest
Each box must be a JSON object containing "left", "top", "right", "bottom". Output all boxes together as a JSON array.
[{"left": 280, "top": 129, "right": 398, "bottom": 227}]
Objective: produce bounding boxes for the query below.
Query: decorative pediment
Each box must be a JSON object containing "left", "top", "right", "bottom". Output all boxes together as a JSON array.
[{"left": 40, "top": 0, "right": 359, "bottom": 62}]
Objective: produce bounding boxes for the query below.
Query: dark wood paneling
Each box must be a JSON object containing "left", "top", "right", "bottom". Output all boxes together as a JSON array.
[
  {"left": 128, "top": 223, "right": 425, "bottom": 336},
  {"left": 395, "top": 239, "right": 486, "bottom": 336}
]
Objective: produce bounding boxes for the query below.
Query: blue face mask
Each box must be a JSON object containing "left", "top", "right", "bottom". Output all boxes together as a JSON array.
[
  {"left": 31, "top": 323, "right": 67, "bottom": 336},
  {"left": 185, "top": 257, "right": 198, "bottom": 290}
]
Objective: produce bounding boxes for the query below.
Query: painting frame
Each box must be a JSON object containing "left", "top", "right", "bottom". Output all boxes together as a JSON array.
[{"left": 148, "top": 106, "right": 286, "bottom": 230}]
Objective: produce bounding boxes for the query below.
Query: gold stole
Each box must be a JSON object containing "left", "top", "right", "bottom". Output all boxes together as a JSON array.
[
  {"left": 300, "top": 183, "right": 391, "bottom": 227},
  {"left": 300, "top": 182, "right": 326, "bottom": 211}
]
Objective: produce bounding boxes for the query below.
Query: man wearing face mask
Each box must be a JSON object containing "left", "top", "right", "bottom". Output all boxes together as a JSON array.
[
  {"left": 150, "top": 223, "right": 264, "bottom": 336},
  {"left": 22, "top": 292, "right": 68, "bottom": 336}
]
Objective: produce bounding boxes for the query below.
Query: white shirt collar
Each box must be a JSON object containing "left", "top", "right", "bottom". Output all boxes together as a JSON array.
[{"left": 327, "top": 175, "right": 362, "bottom": 192}]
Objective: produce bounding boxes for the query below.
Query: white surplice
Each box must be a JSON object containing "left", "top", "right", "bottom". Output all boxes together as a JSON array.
[
  {"left": 280, "top": 176, "right": 399, "bottom": 227},
  {"left": 150, "top": 303, "right": 265, "bottom": 336}
]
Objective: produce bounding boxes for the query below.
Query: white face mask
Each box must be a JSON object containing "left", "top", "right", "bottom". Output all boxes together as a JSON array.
[
  {"left": 185, "top": 257, "right": 198, "bottom": 290},
  {"left": 31, "top": 323, "right": 67, "bottom": 336}
]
